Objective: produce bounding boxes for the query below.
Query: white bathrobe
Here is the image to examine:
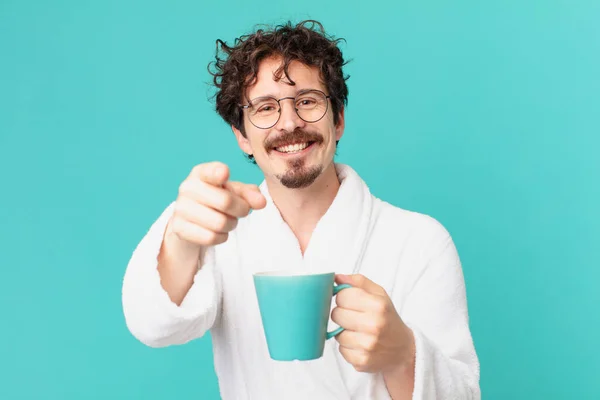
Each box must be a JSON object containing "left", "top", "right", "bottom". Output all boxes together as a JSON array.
[{"left": 122, "top": 164, "right": 480, "bottom": 400}]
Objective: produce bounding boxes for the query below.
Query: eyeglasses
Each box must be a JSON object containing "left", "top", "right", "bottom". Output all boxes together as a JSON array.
[{"left": 240, "top": 89, "right": 331, "bottom": 129}]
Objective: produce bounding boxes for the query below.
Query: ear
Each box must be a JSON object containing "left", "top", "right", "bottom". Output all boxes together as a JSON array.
[
  {"left": 232, "top": 125, "right": 253, "bottom": 156},
  {"left": 335, "top": 106, "right": 345, "bottom": 141}
]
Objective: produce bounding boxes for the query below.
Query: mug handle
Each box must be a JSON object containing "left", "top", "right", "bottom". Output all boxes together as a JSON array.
[{"left": 326, "top": 283, "right": 352, "bottom": 340}]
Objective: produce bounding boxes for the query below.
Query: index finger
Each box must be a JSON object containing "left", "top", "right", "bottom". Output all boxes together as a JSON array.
[
  {"left": 197, "top": 182, "right": 252, "bottom": 218},
  {"left": 224, "top": 181, "right": 267, "bottom": 210},
  {"left": 190, "top": 162, "right": 229, "bottom": 187}
]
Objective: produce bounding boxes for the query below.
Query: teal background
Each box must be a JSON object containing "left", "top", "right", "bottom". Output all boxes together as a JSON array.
[{"left": 1, "top": 1, "right": 598, "bottom": 399}]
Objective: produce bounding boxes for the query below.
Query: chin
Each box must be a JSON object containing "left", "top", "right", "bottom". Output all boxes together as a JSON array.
[{"left": 276, "top": 162, "right": 324, "bottom": 189}]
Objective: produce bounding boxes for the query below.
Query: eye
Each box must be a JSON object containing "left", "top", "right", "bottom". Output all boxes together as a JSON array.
[
  {"left": 296, "top": 97, "right": 318, "bottom": 108},
  {"left": 252, "top": 101, "right": 278, "bottom": 114},
  {"left": 258, "top": 105, "right": 275, "bottom": 112}
]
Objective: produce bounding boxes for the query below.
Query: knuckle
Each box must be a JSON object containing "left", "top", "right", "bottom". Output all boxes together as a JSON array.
[
  {"left": 339, "top": 345, "right": 349, "bottom": 360},
  {"left": 373, "top": 299, "right": 387, "bottom": 314},
  {"left": 177, "top": 183, "right": 185, "bottom": 195},
  {"left": 240, "top": 202, "right": 251, "bottom": 215},
  {"left": 333, "top": 334, "right": 341, "bottom": 344},
  {"left": 365, "top": 336, "right": 378, "bottom": 352},
  {"left": 215, "top": 232, "right": 229, "bottom": 244},
  {"left": 367, "top": 317, "right": 384, "bottom": 335},
  {"left": 374, "top": 317, "right": 386, "bottom": 333},
  {"left": 173, "top": 200, "right": 196, "bottom": 223},
  {"left": 330, "top": 307, "right": 341, "bottom": 322},
  {"left": 335, "top": 290, "right": 349, "bottom": 305},
  {"left": 172, "top": 205, "right": 182, "bottom": 220},
  {"left": 196, "top": 226, "right": 228, "bottom": 245},
  {"left": 178, "top": 179, "right": 191, "bottom": 194},
  {"left": 219, "top": 194, "right": 233, "bottom": 210},
  {"left": 176, "top": 224, "right": 200, "bottom": 244},
  {"left": 198, "top": 229, "right": 217, "bottom": 244},
  {"left": 191, "top": 164, "right": 205, "bottom": 177},
  {"left": 181, "top": 177, "right": 203, "bottom": 196},
  {"left": 173, "top": 200, "right": 187, "bottom": 216},
  {"left": 354, "top": 274, "right": 366, "bottom": 286},
  {"left": 213, "top": 213, "right": 229, "bottom": 231},
  {"left": 354, "top": 355, "right": 370, "bottom": 372},
  {"left": 170, "top": 218, "right": 184, "bottom": 236}
]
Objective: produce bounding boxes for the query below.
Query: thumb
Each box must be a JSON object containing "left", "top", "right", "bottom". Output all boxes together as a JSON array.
[
  {"left": 335, "top": 274, "right": 385, "bottom": 296},
  {"left": 225, "top": 181, "right": 267, "bottom": 210}
]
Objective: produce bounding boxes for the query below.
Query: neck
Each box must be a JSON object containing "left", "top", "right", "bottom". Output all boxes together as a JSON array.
[{"left": 266, "top": 163, "right": 340, "bottom": 254}]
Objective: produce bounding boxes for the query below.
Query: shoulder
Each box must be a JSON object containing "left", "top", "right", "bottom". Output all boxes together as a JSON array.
[
  {"left": 372, "top": 198, "right": 463, "bottom": 291},
  {"left": 374, "top": 197, "right": 453, "bottom": 243},
  {"left": 371, "top": 196, "right": 460, "bottom": 270}
]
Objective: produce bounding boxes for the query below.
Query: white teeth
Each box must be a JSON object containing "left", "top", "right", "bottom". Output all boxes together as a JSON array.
[{"left": 275, "top": 142, "right": 310, "bottom": 153}]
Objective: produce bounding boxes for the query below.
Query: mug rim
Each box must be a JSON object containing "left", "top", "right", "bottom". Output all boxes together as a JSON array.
[{"left": 253, "top": 270, "right": 335, "bottom": 277}]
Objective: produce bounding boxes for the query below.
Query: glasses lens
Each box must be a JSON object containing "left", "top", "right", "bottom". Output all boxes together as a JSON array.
[
  {"left": 248, "top": 97, "right": 279, "bottom": 128},
  {"left": 296, "top": 91, "right": 328, "bottom": 122},
  {"left": 245, "top": 91, "right": 329, "bottom": 128}
]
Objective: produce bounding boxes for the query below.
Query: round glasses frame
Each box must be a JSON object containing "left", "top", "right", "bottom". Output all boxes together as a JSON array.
[{"left": 239, "top": 89, "right": 331, "bottom": 129}]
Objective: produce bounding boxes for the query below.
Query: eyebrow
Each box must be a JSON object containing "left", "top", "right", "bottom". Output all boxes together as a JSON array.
[{"left": 249, "top": 88, "right": 322, "bottom": 100}]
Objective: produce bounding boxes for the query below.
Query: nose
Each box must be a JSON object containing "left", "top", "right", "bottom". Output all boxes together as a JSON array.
[{"left": 274, "top": 98, "right": 306, "bottom": 132}]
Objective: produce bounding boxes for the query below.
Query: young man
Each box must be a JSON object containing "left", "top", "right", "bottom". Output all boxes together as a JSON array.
[{"left": 122, "top": 20, "right": 480, "bottom": 400}]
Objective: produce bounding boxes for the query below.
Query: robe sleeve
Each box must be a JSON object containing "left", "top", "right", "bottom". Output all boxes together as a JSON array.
[
  {"left": 399, "top": 217, "right": 481, "bottom": 400},
  {"left": 121, "top": 202, "right": 221, "bottom": 348}
]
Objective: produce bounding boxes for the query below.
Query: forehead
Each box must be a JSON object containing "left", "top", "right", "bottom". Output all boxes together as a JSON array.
[{"left": 246, "top": 56, "right": 325, "bottom": 99}]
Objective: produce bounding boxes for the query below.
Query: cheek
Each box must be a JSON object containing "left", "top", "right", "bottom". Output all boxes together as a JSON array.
[
  {"left": 324, "top": 114, "right": 339, "bottom": 141},
  {"left": 325, "top": 126, "right": 339, "bottom": 146},
  {"left": 246, "top": 132, "right": 264, "bottom": 150}
]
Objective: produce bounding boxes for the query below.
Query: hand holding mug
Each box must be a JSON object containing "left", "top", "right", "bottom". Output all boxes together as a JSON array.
[{"left": 332, "top": 274, "right": 415, "bottom": 374}]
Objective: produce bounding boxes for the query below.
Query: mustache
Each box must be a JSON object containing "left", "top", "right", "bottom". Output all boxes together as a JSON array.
[{"left": 264, "top": 129, "right": 324, "bottom": 150}]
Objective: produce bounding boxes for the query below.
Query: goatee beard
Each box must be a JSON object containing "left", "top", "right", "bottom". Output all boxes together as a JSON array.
[
  {"left": 277, "top": 159, "right": 323, "bottom": 189},
  {"left": 268, "top": 128, "right": 325, "bottom": 189}
]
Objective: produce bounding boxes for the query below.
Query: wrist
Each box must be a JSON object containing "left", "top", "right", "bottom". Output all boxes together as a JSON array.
[
  {"left": 157, "top": 230, "right": 204, "bottom": 306},
  {"left": 164, "top": 218, "right": 204, "bottom": 263},
  {"left": 159, "top": 220, "right": 204, "bottom": 279},
  {"left": 386, "top": 325, "right": 416, "bottom": 375}
]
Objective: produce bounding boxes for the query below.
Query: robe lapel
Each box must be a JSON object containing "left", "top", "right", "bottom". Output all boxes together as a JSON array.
[
  {"left": 255, "top": 163, "right": 375, "bottom": 276},
  {"left": 303, "top": 163, "right": 374, "bottom": 277}
]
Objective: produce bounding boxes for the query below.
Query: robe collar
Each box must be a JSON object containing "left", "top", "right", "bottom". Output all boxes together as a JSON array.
[{"left": 257, "top": 163, "right": 375, "bottom": 277}]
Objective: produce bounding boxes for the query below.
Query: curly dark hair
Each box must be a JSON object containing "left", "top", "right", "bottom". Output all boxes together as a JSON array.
[{"left": 208, "top": 20, "right": 350, "bottom": 144}]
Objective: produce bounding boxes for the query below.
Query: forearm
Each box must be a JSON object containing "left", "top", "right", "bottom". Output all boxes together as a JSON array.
[
  {"left": 383, "top": 327, "right": 416, "bottom": 400},
  {"left": 381, "top": 220, "right": 480, "bottom": 399},
  {"left": 157, "top": 229, "right": 204, "bottom": 306}
]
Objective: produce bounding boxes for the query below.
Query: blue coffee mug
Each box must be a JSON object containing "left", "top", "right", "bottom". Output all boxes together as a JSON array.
[{"left": 253, "top": 271, "right": 352, "bottom": 361}]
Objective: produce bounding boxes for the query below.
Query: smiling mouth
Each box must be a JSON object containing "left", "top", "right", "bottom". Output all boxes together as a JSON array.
[{"left": 273, "top": 141, "right": 316, "bottom": 154}]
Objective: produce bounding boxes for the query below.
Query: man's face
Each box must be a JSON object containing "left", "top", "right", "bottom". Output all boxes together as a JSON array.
[{"left": 232, "top": 56, "right": 345, "bottom": 189}]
